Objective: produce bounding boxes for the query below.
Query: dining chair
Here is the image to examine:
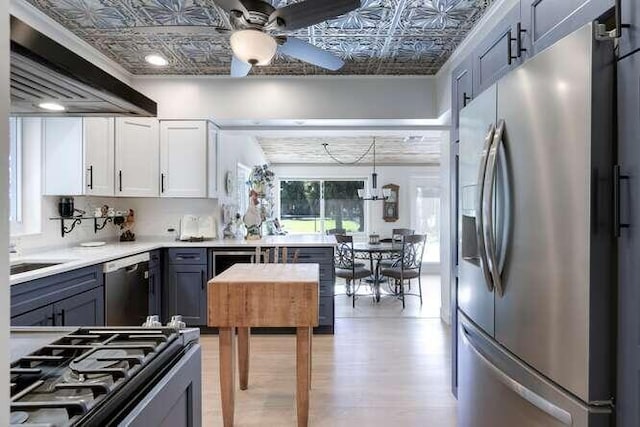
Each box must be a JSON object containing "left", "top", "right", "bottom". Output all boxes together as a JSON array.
[
  {"left": 378, "top": 228, "right": 415, "bottom": 269},
  {"left": 379, "top": 234, "right": 426, "bottom": 309},
  {"left": 334, "top": 235, "right": 372, "bottom": 308}
]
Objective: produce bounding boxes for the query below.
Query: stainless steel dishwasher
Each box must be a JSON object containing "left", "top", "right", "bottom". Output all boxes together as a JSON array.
[{"left": 104, "top": 253, "right": 150, "bottom": 326}]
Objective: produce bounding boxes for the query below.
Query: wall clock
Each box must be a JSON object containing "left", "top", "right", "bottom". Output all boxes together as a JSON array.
[{"left": 382, "top": 184, "right": 399, "bottom": 222}]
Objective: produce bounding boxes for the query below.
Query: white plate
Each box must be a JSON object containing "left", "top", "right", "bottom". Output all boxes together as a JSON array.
[{"left": 80, "top": 241, "right": 106, "bottom": 247}]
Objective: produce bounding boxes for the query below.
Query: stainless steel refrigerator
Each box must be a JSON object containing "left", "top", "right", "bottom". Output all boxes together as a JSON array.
[{"left": 457, "top": 23, "right": 615, "bottom": 426}]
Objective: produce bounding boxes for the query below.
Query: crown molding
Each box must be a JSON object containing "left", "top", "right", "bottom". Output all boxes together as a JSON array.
[{"left": 10, "top": 0, "right": 133, "bottom": 84}]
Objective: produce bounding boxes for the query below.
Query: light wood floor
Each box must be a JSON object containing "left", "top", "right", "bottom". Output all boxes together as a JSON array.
[
  {"left": 334, "top": 275, "right": 442, "bottom": 319},
  {"left": 201, "top": 317, "right": 456, "bottom": 426}
]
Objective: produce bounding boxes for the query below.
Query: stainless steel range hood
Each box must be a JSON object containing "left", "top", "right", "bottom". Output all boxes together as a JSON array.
[{"left": 10, "top": 16, "right": 157, "bottom": 116}]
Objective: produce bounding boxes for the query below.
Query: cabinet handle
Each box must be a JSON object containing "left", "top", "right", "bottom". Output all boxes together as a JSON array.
[
  {"left": 201, "top": 270, "right": 205, "bottom": 290},
  {"left": 614, "top": 165, "right": 630, "bottom": 237},
  {"left": 59, "top": 309, "right": 66, "bottom": 326},
  {"left": 119, "top": 170, "right": 123, "bottom": 192},
  {"left": 463, "top": 92, "right": 472, "bottom": 107},
  {"left": 88, "top": 166, "right": 94, "bottom": 190},
  {"left": 161, "top": 173, "right": 165, "bottom": 193},
  {"left": 508, "top": 23, "right": 527, "bottom": 65}
]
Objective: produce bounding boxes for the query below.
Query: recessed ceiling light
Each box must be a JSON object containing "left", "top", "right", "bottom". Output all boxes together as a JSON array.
[
  {"left": 38, "top": 102, "right": 66, "bottom": 112},
  {"left": 294, "top": 120, "right": 306, "bottom": 125},
  {"left": 145, "top": 54, "right": 168, "bottom": 66}
]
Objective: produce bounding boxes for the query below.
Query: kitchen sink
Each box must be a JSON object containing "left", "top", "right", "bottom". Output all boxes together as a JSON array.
[{"left": 10, "top": 262, "right": 63, "bottom": 275}]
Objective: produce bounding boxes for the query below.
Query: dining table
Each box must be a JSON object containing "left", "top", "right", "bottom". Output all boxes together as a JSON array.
[
  {"left": 353, "top": 241, "right": 403, "bottom": 302},
  {"left": 208, "top": 263, "right": 320, "bottom": 427}
]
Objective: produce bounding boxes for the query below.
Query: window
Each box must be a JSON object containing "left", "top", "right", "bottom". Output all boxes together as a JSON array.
[
  {"left": 413, "top": 183, "right": 441, "bottom": 264},
  {"left": 279, "top": 179, "right": 365, "bottom": 234},
  {"left": 9, "top": 117, "right": 22, "bottom": 223}
]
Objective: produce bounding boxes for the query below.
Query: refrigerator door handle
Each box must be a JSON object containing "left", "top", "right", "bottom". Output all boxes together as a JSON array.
[
  {"left": 483, "top": 119, "right": 505, "bottom": 296},
  {"left": 461, "top": 324, "right": 573, "bottom": 426},
  {"left": 476, "top": 123, "right": 496, "bottom": 292}
]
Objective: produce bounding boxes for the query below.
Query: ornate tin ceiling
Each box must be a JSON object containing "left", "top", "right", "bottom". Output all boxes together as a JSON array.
[
  {"left": 24, "top": 0, "right": 493, "bottom": 75},
  {"left": 257, "top": 135, "right": 442, "bottom": 164}
]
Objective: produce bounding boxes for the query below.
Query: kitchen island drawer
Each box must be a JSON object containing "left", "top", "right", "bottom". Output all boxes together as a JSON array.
[{"left": 167, "top": 248, "right": 207, "bottom": 265}]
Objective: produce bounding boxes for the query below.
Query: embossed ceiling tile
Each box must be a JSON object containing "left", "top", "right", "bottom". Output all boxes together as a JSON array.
[
  {"left": 133, "top": 0, "right": 226, "bottom": 26},
  {"left": 319, "top": 0, "right": 396, "bottom": 32},
  {"left": 25, "top": 0, "right": 135, "bottom": 29},
  {"left": 23, "top": 0, "right": 495, "bottom": 75},
  {"left": 314, "top": 36, "right": 387, "bottom": 61},
  {"left": 400, "top": 0, "right": 489, "bottom": 31}
]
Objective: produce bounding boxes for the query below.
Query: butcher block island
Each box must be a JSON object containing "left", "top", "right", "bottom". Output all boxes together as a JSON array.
[{"left": 208, "top": 263, "right": 320, "bottom": 427}]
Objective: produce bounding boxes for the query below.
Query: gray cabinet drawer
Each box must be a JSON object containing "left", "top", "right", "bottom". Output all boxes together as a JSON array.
[{"left": 168, "top": 248, "right": 207, "bottom": 265}]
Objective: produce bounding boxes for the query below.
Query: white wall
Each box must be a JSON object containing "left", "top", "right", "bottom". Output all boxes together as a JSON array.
[
  {"left": 217, "top": 132, "right": 268, "bottom": 206},
  {"left": 271, "top": 164, "right": 440, "bottom": 238},
  {"left": 133, "top": 76, "right": 438, "bottom": 122},
  {"left": 1, "top": 0, "right": 10, "bottom": 423},
  {"left": 439, "top": 133, "right": 452, "bottom": 324}
]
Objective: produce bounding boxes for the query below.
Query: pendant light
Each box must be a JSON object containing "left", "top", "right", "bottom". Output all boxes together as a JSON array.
[{"left": 357, "top": 138, "right": 390, "bottom": 201}]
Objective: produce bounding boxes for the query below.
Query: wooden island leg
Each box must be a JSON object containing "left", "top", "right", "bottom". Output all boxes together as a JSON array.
[
  {"left": 219, "top": 327, "right": 236, "bottom": 427},
  {"left": 238, "top": 327, "right": 250, "bottom": 390},
  {"left": 296, "top": 327, "right": 311, "bottom": 427}
]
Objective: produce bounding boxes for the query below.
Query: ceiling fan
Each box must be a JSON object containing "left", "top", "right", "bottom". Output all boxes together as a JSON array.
[{"left": 214, "top": 0, "right": 361, "bottom": 77}]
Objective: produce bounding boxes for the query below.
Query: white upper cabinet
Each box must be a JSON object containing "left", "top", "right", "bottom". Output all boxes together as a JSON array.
[
  {"left": 43, "top": 117, "right": 115, "bottom": 197},
  {"left": 84, "top": 118, "right": 115, "bottom": 196},
  {"left": 160, "top": 120, "right": 207, "bottom": 198},
  {"left": 115, "top": 117, "right": 159, "bottom": 197}
]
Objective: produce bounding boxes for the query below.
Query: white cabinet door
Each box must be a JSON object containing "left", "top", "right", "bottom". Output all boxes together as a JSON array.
[
  {"left": 84, "top": 118, "right": 115, "bottom": 196},
  {"left": 43, "top": 118, "right": 84, "bottom": 196},
  {"left": 115, "top": 118, "right": 159, "bottom": 197},
  {"left": 207, "top": 122, "right": 220, "bottom": 198},
  {"left": 160, "top": 120, "right": 207, "bottom": 198}
]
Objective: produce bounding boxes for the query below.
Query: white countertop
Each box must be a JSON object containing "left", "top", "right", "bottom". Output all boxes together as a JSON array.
[{"left": 9, "top": 235, "right": 336, "bottom": 286}]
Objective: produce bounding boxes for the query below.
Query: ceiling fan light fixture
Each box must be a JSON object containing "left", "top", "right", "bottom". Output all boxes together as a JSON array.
[{"left": 230, "top": 29, "right": 277, "bottom": 66}]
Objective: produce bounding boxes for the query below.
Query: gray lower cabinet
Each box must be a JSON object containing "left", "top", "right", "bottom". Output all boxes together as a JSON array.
[
  {"left": 53, "top": 287, "right": 104, "bottom": 326},
  {"left": 11, "top": 305, "right": 54, "bottom": 327},
  {"left": 149, "top": 263, "right": 162, "bottom": 319},
  {"left": 520, "top": 0, "right": 613, "bottom": 57},
  {"left": 119, "top": 344, "right": 202, "bottom": 427},
  {"left": 167, "top": 256, "right": 208, "bottom": 326},
  {"left": 286, "top": 247, "right": 335, "bottom": 332},
  {"left": 616, "top": 51, "right": 640, "bottom": 427},
  {"left": 11, "top": 265, "right": 105, "bottom": 327}
]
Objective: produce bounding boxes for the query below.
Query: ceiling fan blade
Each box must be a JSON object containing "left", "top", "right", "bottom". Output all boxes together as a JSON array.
[
  {"left": 270, "top": 0, "right": 360, "bottom": 31},
  {"left": 132, "top": 25, "right": 228, "bottom": 35},
  {"left": 231, "top": 56, "right": 252, "bottom": 77},
  {"left": 278, "top": 37, "right": 344, "bottom": 71},
  {"left": 213, "top": 0, "right": 249, "bottom": 15}
]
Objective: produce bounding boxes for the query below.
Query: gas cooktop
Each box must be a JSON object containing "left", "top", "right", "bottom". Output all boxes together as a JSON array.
[{"left": 10, "top": 327, "right": 189, "bottom": 426}]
